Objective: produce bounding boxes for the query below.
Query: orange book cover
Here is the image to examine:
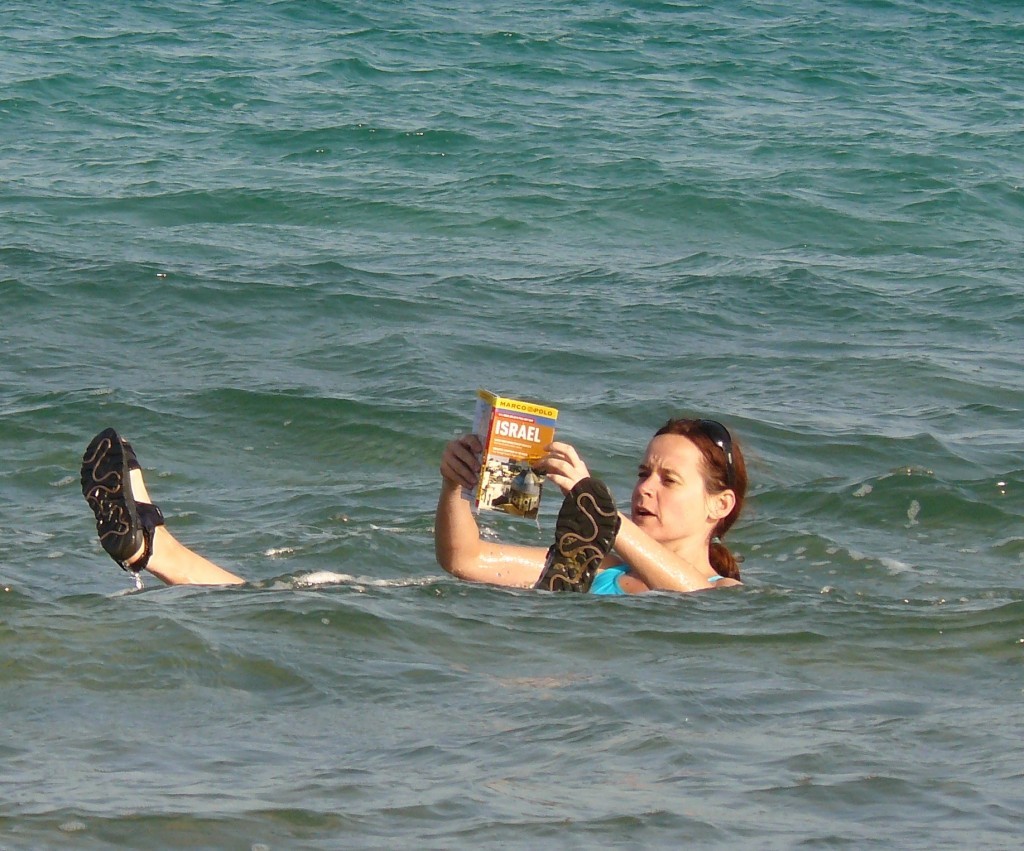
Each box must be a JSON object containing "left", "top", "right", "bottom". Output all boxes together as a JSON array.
[{"left": 470, "top": 389, "right": 559, "bottom": 519}]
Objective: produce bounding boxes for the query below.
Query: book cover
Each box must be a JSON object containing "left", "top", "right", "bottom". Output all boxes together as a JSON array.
[{"left": 470, "top": 389, "right": 559, "bottom": 519}]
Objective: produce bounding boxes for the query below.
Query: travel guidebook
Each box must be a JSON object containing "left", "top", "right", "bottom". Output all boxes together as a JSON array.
[{"left": 469, "top": 389, "right": 559, "bottom": 520}]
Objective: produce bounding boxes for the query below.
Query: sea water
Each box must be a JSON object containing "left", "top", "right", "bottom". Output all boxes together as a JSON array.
[{"left": 2, "top": 1, "right": 1022, "bottom": 847}]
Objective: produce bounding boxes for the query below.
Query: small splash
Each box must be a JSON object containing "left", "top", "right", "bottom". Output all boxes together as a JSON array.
[
  {"left": 265, "top": 547, "right": 296, "bottom": 557},
  {"left": 906, "top": 500, "right": 921, "bottom": 526},
  {"left": 50, "top": 474, "right": 77, "bottom": 488},
  {"left": 852, "top": 483, "right": 873, "bottom": 498},
  {"left": 880, "top": 557, "right": 913, "bottom": 575},
  {"left": 295, "top": 571, "right": 358, "bottom": 587},
  {"left": 294, "top": 571, "right": 442, "bottom": 590},
  {"left": 59, "top": 820, "right": 87, "bottom": 833}
]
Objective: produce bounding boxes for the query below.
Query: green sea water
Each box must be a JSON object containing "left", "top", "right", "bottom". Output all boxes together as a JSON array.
[{"left": 2, "top": 1, "right": 1023, "bottom": 847}]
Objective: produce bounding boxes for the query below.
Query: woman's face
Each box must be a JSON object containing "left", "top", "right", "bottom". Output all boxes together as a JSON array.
[{"left": 630, "top": 433, "right": 723, "bottom": 545}]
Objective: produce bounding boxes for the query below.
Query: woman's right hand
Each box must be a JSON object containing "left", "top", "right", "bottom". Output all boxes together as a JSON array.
[{"left": 440, "top": 433, "right": 483, "bottom": 490}]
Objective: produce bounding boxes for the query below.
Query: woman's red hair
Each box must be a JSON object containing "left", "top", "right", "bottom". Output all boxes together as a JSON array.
[{"left": 653, "top": 418, "right": 747, "bottom": 580}]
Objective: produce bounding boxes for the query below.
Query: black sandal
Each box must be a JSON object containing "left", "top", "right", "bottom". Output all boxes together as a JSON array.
[
  {"left": 81, "top": 428, "right": 165, "bottom": 573},
  {"left": 535, "top": 477, "right": 620, "bottom": 593}
]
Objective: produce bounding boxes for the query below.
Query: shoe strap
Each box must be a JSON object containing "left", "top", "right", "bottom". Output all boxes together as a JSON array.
[{"left": 120, "top": 502, "right": 165, "bottom": 574}]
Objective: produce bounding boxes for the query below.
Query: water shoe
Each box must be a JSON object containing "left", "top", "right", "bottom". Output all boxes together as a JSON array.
[
  {"left": 81, "top": 428, "right": 164, "bottom": 573},
  {"left": 535, "top": 477, "right": 620, "bottom": 593}
]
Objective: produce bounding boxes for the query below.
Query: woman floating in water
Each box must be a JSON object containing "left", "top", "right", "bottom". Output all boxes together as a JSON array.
[
  {"left": 80, "top": 417, "right": 746, "bottom": 594},
  {"left": 437, "top": 419, "right": 746, "bottom": 594}
]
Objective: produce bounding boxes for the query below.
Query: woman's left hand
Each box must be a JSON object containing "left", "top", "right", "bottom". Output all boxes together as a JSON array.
[{"left": 540, "top": 441, "right": 593, "bottom": 495}]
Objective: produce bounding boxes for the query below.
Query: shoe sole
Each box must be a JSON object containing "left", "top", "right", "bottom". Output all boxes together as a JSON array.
[
  {"left": 81, "top": 428, "right": 143, "bottom": 566},
  {"left": 535, "top": 478, "right": 619, "bottom": 593}
]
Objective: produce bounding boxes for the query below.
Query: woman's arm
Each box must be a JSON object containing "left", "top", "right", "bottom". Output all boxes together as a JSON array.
[
  {"left": 434, "top": 435, "right": 547, "bottom": 588},
  {"left": 610, "top": 517, "right": 740, "bottom": 593}
]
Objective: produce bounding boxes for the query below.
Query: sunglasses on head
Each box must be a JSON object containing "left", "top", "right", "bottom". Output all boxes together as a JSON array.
[{"left": 697, "top": 419, "right": 736, "bottom": 490}]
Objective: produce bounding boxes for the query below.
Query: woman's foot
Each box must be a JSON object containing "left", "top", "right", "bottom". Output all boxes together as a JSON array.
[
  {"left": 81, "top": 428, "right": 165, "bottom": 573},
  {"left": 535, "top": 477, "right": 620, "bottom": 593}
]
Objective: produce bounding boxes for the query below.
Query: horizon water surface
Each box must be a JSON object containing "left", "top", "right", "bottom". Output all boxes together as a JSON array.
[{"left": 2, "top": 1, "right": 1023, "bottom": 848}]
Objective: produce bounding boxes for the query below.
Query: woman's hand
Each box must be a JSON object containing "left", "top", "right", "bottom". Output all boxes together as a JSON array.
[
  {"left": 440, "top": 433, "right": 483, "bottom": 490},
  {"left": 540, "top": 441, "right": 593, "bottom": 495}
]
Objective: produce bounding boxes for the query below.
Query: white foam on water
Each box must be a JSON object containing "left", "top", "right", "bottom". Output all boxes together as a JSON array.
[
  {"left": 294, "top": 571, "right": 442, "bottom": 590},
  {"left": 293, "top": 571, "right": 358, "bottom": 587},
  {"left": 880, "top": 557, "right": 913, "bottom": 575}
]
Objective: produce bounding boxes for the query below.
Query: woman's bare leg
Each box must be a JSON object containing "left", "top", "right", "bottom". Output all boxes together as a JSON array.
[
  {"left": 124, "top": 467, "right": 245, "bottom": 586},
  {"left": 82, "top": 427, "right": 246, "bottom": 587}
]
